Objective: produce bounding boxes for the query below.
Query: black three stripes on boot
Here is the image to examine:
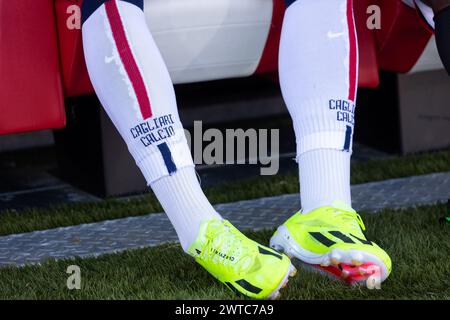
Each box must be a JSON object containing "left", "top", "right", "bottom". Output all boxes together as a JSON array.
[{"left": 309, "top": 231, "right": 373, "bottom": 247}]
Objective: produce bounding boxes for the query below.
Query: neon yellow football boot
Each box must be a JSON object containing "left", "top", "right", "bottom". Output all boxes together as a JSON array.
[
  {"left": 188, "top": 219, "right": 297, "bottom": 299},
  {"left": 270, "top": 201, "right": 391, "bottom": 284}
]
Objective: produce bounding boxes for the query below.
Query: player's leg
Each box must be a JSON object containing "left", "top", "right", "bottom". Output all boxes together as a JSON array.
[
  {"left": 81, "top": 0, "right": 294, "bottom": 299},
  {"left": 422, "top": 0, "right": 450, "bottom": 12},
  {"left": 280, "top": 0, "right": 355, "bottom": 215},
  {"left": 82, "top": 0, "right": 218, "bottom": 252},
  {"left": 405, "top": 0, "right": 450, "bottom": 75},
  {"left": 429, "top": 0, "right": 450, "bottom": 75},
  {"left": 271, "top": 0, "right": 391, "bottom": 285}
]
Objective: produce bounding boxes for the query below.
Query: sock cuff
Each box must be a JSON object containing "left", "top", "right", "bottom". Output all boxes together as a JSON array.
[
  {"left": 135, "top": 137, "right": 194, "bottom": 185},
  {"left": 288, "top": 98, "right": 355, "bottom": 156},
  {"left": 298, "top": 130, "right": 353, "bottom": 156}
]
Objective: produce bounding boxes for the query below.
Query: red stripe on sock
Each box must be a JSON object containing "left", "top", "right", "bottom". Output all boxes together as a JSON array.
[
  {"left": 346, "top": 0, "right": 357, "bottom": 102},
  {"left": 105, "top": 0, "right": 152, "bottom": 119}
]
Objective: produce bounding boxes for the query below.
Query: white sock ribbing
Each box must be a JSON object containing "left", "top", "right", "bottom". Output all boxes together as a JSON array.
[
  {"left": 299, "top": 149, "right": 351, "bottom": 213},
  {"left": 151, "top": 167, "right": 221, "bottom": 251}
]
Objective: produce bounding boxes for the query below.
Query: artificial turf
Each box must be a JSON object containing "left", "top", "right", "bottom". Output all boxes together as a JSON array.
[
  {"left": 0, "top": 204, "right": 448, "bottom": 300},
  {"left": 0, "top": 149, "right": 449, "bottom": 236}
]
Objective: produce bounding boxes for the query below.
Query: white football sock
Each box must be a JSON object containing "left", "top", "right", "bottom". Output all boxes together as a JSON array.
[
  {"left": 279, "top": 0, "right": 358, "bottom": 211},
  {"left": 82, "top": 0, "right": 220, "bottom": 251},
  {"left": 151, "top": 167, "right": 221, "bottom": 251},
  {"left": 298, "top": 149, "right": 351, "bottom": 213}
]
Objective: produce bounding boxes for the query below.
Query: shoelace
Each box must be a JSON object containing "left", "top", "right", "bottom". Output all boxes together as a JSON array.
[
  {"left": 331, "top": 208, "right": 366, "bottom": 231},
  {"left": 200, "top": 223, "right": 256, "bottom": 276}
]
